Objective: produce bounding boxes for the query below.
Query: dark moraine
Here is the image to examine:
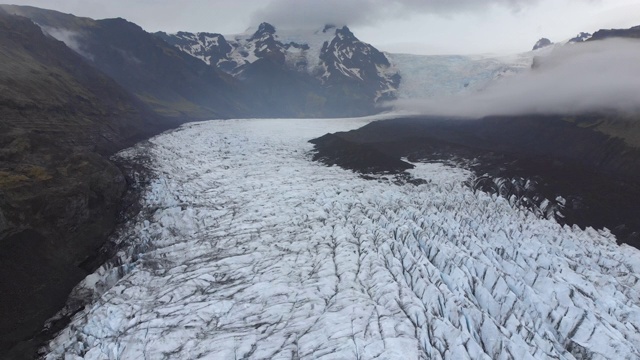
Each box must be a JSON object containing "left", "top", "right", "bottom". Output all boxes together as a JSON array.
[{"left": 310, "top": 115, "right": 640, "bottom": 249}]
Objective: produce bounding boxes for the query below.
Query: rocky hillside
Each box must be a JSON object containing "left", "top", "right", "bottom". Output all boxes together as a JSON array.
[
  {"left": 0, "top": 5, "right": 251, "bottom": 121},
  {"left": 156, "top": 23, "right": 400, "bottom": 117},
  {"left": 0, "top": 10, "right": 176, "bottom": 358}
]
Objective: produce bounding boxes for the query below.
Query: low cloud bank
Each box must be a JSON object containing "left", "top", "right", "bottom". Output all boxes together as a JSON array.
[
  {"left": 392, "top": 38, "right": 640, "bottom": 117},
  {"left": 253, "top": 0, "right": 545, "bottom": 30}
]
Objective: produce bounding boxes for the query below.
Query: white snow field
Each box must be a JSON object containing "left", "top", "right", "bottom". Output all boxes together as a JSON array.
[{"left": 47, "top": 117, "right": 640, "bottom": 359}]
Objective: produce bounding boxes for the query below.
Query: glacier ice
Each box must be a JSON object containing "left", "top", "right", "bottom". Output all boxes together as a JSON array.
[
  {"left": 388, "top": 53, "right": 533, "bottom": 100},
  {"left": 45, "top": 117, "right": 640, "bottom": 359}
]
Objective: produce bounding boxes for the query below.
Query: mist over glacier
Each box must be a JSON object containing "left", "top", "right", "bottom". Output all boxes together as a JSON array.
[
  {"left": 392, "top": 39, "right": 640, "bottom": 117},
  {"left": 45, "top": 118, "right": 640, "bottom": 359}
]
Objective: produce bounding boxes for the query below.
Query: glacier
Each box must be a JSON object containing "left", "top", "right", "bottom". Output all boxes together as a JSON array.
[
  {"left": 388, "top": 53, "right": 534, "bottom": 100},
  {"left": 45, "top": 117, "right": 640, "bottom": 359}
]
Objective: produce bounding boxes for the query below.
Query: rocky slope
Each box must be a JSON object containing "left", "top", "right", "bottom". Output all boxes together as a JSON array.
[
  {"left": 156, "top": 23, "right": 400, "bottom": 117},
  {"left": 0, "top": 5, "right": 251, "bottom": 121},
  {"left": 0, "top": 10, "right": 175, "bottom": 358}
]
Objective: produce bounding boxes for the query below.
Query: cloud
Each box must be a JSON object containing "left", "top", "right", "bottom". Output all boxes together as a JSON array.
[
  {"left": 253, "top": 0, "right": 549, "bottom": 29},
  {"left": 392, "top": 38, "right": 640, "bottom": 117},
  {"left": 40, "top": 26, "right": 94, "bottom": 60}
]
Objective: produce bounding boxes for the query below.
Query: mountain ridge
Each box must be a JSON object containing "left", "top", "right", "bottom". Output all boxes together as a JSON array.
[
  {"left": 156, "top": 22, "right": 400, "bottom": 116},
  {"left": 0, "top": 5, "right": 251, "bottom": 121},
  {"left": 532, "top": 23, "right": 640, "bottom": 50}
]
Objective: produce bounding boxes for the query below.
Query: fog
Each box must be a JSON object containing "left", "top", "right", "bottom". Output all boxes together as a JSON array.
[
  {"left": 392, "top": 38, "right": 640, "bottom": 117},
  {"left": 253, "top": 0, "right": 544, "bottom": 29},
  {"left": 40, "top": 27, "right": 94, "bottom": 60}
]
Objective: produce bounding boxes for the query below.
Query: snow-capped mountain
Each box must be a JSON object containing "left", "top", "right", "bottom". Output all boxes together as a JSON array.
[
  {"left": 159, "top": 31, "right": 233, "bottom": 69},
  {"left": 319, "top": 26, "right": 400, "bottom": 102},
  {"left": 157, "top": 24, "right": 543, "bottom": 106},
  {"left": 156, "top": 23, "right": 400, "bottom": 104}
]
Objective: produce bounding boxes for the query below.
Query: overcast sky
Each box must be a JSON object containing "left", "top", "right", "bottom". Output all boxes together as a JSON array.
[{"left": 6, "top": 0, "right": 640, "bottom": 54}]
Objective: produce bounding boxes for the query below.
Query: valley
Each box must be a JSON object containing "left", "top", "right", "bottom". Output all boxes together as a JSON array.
[{"left": 0, "top": 3, "right": 639, "bottom": 359}]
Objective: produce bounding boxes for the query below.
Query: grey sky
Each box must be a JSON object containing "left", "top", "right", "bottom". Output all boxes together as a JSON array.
[{"left": 5, "top": 0, "right": 640, "bottom": 54}]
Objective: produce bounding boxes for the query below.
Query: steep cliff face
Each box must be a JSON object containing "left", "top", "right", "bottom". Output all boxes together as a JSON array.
[{"left": 0, "top": 11, "right": 170, "bottom": 357}]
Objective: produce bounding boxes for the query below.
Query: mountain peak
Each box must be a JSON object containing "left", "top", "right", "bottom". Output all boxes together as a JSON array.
[
  {"left": 569, "top": 32, "right": 592, "bottom": 43},
  {"left": 335, "top": 26, "right": 356, "bottom": 40},
  {"left": 252, "top": 22, "right": 276, "bottom": 38},
  {"left": 322, "top": 24, "right": 336, "bottom": 33},
  {"left": 532, "top": 37, "right": 552, "bottom": 50}
]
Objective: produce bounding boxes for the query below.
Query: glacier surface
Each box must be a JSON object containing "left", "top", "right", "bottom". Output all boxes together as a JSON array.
[
  {"left": 46, "top": 118, "right": 640, "bottom": 359},
  {"left": 388, "top": 53, "right": 534, "bottom": 100}
]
